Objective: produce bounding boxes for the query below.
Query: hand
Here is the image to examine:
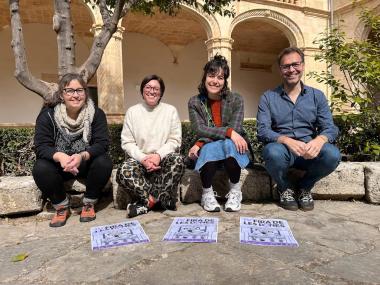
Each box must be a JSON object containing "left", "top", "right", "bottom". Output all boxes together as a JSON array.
[
  {"left": 53, "top": 152, "right": 72, "bottom": 169},
  {"left": 303, "top": 137, "right": 326, "bottom": 159},
  {"left": 279, "top": 136, "right": 307, "bottom": 156},
  {"left": 188, "top": 144, "right": 200, "bottom": 160},
  {"left": 230, "top": 130, "right": 248, "bottom": 154},
  {"left": 142, "top": 155, "right": 161, "bottom": 172},
  {"left": 63, "top": 154, "right": 82, "bottom": 175},
  {"left": 144, "top": 153, "right": 161, "bottom": 167}
]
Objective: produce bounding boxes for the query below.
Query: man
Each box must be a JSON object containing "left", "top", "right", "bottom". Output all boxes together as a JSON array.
[{"left": 257, "top": 47, "right": 341, "bottom": 211}]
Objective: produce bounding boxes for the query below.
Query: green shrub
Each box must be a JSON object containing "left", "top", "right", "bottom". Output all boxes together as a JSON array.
[{"left": 0, "top": 116, "right": 378, "bottom": 176}]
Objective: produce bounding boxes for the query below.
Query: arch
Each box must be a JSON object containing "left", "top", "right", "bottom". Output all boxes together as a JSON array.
[
  {"left": 180, "top": 4, "right": 221, "bottom": 39},
  {"left": 230, "top": 9, "right": 305, "bottom": 47},
  {"left": 354, "top": 4, "right": 380, "bottom": 40}
]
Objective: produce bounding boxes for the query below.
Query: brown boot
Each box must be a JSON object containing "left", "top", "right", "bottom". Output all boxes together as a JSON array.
[
  {"left": 50, "top": 206, "right": 70, "bottom": 227},
  {"left": 80, "top": 203, "right": 96, "bottom": 222}
]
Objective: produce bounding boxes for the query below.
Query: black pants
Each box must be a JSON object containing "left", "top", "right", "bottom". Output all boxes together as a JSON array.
[
  {"left": 32, "top": 154, "right": 113, "bottom": 204},
  {"left": 200, "top": 157, "right": 241, "bottom": 188}
]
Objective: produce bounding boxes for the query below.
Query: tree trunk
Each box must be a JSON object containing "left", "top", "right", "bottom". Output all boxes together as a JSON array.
[{"left": 54, "top": 0, "right": 76, "bottom": 79}]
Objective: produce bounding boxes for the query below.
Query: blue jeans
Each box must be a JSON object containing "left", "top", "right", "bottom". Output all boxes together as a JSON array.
[{"left": 262, "top": 142, "right": 341, "bottom": 192}]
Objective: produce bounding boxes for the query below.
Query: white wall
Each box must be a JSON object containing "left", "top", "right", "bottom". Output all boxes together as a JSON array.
[
  {"left": 123, "top": 33, "right": 208, "bottom": 121},
  {"left": 232, "top": 51, "right": 282, "bottom": 118},
  {"left": 0, "top": 24, "right": 91, "bottom": 124}
]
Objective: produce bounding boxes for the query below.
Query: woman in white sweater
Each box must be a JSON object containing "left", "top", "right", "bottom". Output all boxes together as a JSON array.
[{"left": 117, "top": 75, "right": 185, "bottom": 218}]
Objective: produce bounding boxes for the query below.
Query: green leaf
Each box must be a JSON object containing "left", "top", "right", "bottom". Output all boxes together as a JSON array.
[{"left": 11, "top": 253, "right": 28, "bottom": 262}]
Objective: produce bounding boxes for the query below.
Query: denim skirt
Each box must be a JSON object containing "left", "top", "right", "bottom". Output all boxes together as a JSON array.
[{"left": 194, "top": 139, "right": 250, "bottom": 172}]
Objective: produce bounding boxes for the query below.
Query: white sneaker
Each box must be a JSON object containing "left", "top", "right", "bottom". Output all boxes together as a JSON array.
[
  {"left": 201, "top": 191, "right": 221, "bottom": 212},
  {"left": 225, "top": 190, "right": 242, "bottom": 212}
]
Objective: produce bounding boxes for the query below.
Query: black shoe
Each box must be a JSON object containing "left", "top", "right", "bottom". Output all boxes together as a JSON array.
[
  {"left": 278, "top": 189, "right": 298, "bottom": 211},
  {"left": 161, "top": 198, "right": 177, "bottom": 211},
  {"left": 126, "top": 202, "right": 148, "bottom": 218},
  {"left": 298, "top": 190, "right": 314, "bottom": 211}
]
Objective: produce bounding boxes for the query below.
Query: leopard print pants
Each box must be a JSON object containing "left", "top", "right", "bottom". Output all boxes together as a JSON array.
[{"left": 116, "top": 153, "right": 185, "bottom": 208}]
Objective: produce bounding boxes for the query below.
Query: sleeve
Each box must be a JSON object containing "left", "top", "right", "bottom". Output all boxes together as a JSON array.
[
  {"left": 188, "top": 96, "right": 228, "bottom": 142},
  {"left": 86, "top": 108, "right": 110, "bottom": 158},
  {"left": 120, "top": 109, "right": 146, "bottom": 162},
  {"left": 256, "top": 93, "right": 282, "bottom": 143},
  {"left": 315, "top": 91, "right": 339, "bottom": 143},
  {"left": 226, "top": 93, "right": 244, "bottom": 134},
  {"left": 156, "top": 107, "right": 182, "bottom": 159},
  {"left": 34, "top": 109, "right": 57, "bottom": 161}
]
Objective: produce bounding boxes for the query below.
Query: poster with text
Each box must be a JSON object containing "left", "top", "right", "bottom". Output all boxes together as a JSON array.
[
  {"left": 163, "top": 217, "right": 219, "bottom": 243},
  {"left": 240, "top": 217, "right": 298, "bottom": 247},
  {"left": 91, "top": 220, "right": 150, "bottom": 250}
]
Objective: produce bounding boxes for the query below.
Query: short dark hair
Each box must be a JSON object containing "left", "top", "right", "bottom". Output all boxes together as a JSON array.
[
  {"left": 198, "top": 55, "right": 230, "bottom": 97},
  {"left": 277, "top": 47, "right": 305, "bottom": 66},
  {"left": 140, "top": 74, "right": 165, "bottom": 101},
  {"left": 45, "top": 73, "right": 88, "bottom": 107}
]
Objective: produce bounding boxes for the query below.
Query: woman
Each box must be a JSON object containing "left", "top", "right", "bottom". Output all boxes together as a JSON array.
[
  {"left": 117, "top": 74, "right": 184, "bottom": 218},
  {"left": 33, "top": 73, "right": 113, "bottom": 227},
  {"left": 188, "top": 55, "right": 249, "bottom": 212}
]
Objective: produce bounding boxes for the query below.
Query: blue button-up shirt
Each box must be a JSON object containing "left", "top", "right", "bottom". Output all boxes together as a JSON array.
[{"left": 257, "top": 84, "right": 339, "bottom": 144}]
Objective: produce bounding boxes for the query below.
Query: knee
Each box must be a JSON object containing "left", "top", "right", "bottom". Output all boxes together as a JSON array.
[
  {"left": 91, "top": 154, "right": 113, "bottom": 172},
  {"left": 33, "top": 159, "right": 56, "bottom": 178},
  {"left": 319, "top": 144, "right": 341, "bottom": 167},
  {"left": 263, "top": 143, "right": 288, "bottom": 164}
]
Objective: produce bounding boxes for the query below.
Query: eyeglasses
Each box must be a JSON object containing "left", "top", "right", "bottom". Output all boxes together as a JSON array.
[
  {"left": 144, "top": 85, "right": 160, "bottom": 93},
  {"left": 280, "top": 61, "right": 303, "bottom": 71},
  {"left": 63, "top": 88, "right": 85, "bottom": 96}
]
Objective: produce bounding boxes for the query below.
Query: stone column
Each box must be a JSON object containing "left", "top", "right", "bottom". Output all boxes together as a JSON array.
[
  {"left": 205, "top": 37, "right": 234, "bottom": 86},
  {"left": 94, "top": 25, "right": 125, "bottom": 124}
]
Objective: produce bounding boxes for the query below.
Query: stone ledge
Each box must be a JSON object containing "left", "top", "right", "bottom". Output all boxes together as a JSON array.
[
  {"left": 112, "top": 162, "right": 372, "bottom": 209},
  {"left": 363, "top": 162, "right": 380, "bottom": 204},
  {"left": 0, "top": 176, "right": 43, "bottom": 216},
  {"left": 1, "top": 162, "right": 378, "bottom": 215},
  {"left": 0, "top": 176, "right": 112, "bottom": 216}
]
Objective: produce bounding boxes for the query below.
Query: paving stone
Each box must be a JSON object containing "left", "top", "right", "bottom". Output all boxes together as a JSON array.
[
  {"left": 0, "top": 176, "right": 43, "bottom": 215},
  {"left": 180, "top": 167, "right": 272, "bottom": 204},
  {"left": 363, "top": 162, "right": 380, "bottom": 204}
]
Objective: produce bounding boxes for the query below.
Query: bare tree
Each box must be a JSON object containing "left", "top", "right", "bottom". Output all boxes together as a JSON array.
[{"left": 8, "top": 0, "right": 235, "bottom": 101}]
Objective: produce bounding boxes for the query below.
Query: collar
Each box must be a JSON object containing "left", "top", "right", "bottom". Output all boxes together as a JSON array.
[{"left": 280, "top": 81, "right": 307, "bottom": 96}]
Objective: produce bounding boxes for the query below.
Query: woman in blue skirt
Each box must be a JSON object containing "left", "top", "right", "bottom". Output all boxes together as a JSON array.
[{"left": 188, "top": 55, "right": 250, "bottom": 212}]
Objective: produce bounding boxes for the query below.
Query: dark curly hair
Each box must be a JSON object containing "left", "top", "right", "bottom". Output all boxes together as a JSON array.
[{"left": 198, "top": 55, "right": 230, "bottom": 97}]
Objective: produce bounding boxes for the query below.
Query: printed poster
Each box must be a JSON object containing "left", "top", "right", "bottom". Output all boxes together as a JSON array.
[
  {"left": 90, "top": 220, "right": 150, "bottom": 250},
  {"left": 240, "top": 217, "right": 299, "bottom": 247},
  {"left": 163, "top": 217, "right": 219, "bottom": 243}
]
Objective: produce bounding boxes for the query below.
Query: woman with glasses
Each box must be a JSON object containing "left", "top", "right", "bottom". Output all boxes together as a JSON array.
[
  {"left": 33, "top": 73, "right": 112, "bottom": 227},
  {"left": 188, "top": 55, "right": 250, "bottom": 212},
  {"left": 117, "top": 74, "right": 184, "bottom": 218}
]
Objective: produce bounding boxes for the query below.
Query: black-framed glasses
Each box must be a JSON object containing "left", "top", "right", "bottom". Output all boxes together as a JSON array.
[
  {"left": 63, "top": 88, "right": 85, "bottom": 96},
  {"left": 144, "top": 85, "right": 160, "bottom": 93},
  {"left": 280, "top": 61, "right": 303, "bottom": 71}
]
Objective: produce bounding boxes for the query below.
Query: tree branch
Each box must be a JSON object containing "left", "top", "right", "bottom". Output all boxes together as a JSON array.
[
  {"left": 9, "top": 0, "right": 56, "bottom": 100},
  {"left": 54, "top": 0, "right": 76, "bottom": 78},
  {"left": 78, "top": 0, "right": 128, "bottom": 82}
]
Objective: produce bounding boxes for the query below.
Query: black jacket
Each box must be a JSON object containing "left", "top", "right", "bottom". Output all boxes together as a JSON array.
[{"left": 34, "top": 106, "right": 110, "bottom": 160}]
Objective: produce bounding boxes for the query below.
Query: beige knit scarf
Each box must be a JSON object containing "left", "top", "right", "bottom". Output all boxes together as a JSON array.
[{"left": 54, "top": 99, "right": 96, "bottom": 143}]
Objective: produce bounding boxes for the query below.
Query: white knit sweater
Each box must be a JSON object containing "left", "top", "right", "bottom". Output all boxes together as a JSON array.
[{"left": 121, "top": 102, "right": 182, "bottom": 162}]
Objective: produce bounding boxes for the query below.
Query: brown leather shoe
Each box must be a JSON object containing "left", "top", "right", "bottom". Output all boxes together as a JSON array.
[
  {"left": 49, "top": 206, "right": 70, "bottom": 227},
  {"left": 80, "top": 203, "right": 96, "bottom": 222}
]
